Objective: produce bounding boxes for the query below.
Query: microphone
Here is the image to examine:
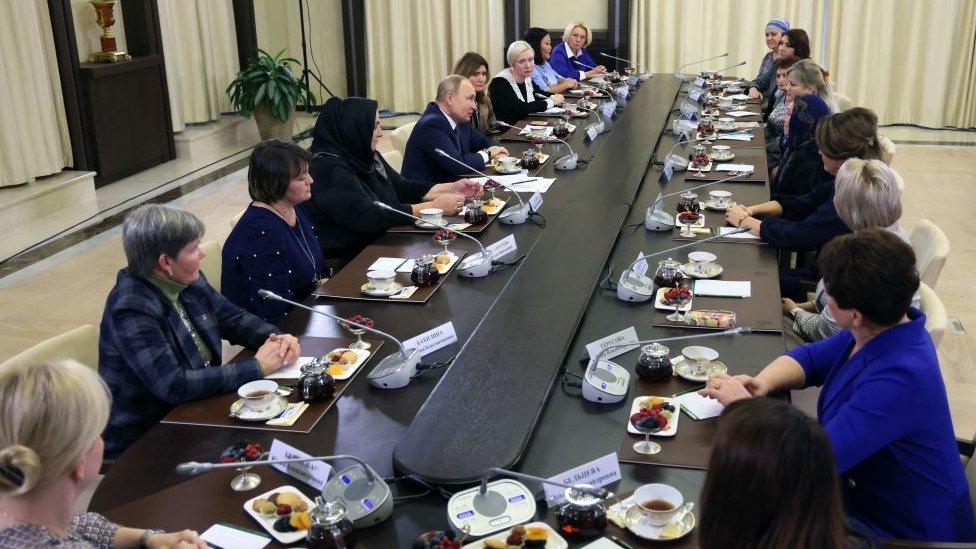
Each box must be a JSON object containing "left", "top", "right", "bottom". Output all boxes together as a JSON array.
[
  {"left": 177, "top": 454, "right": 394, "bottom": 528},
  {"left": 675, "top": 52, "right": 729, "bottom": 80},
  {"left": 645, "top": 170, "right": 753, "bottom": 232},
  {"left": 582, "top": 327, "right": 751, "bottom": 403},
  {"left": 258, "top": 289, "right": 421, "bottom": 388},
  {"left": 600, "top": 52, "right": 645, "bottom": 69},
  {"left": 431, "top": 148, "right": 531, "bottom": 222},
  {"left": 714, "top": 60, "right": 748, "bottom": 75},
  {"left": 498, "top": 118, "right": 578, "bottom": 171},
  {"left": 372, "top": 200, "right": 493, "bottom": 278},
  {"left": 478, "top": 467, "right": 611, "bottom": 499},
  {"left": 616, "top": 227, "right": 750, "bottom": 303}
]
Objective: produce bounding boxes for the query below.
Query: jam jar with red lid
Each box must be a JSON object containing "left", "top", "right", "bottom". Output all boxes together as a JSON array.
[
  {"left": 410, "top": 254, "right": 440, "bottom": 287},
  {"left": 555, "top": 486, "right": 608, "bottom": 540},
  {"left": 653, "top": 258, "right": 685, "bottom": 288},
  {"left": 298, "top": 360, "right": 336, "bottom": 403},
  {"left": 521, "top": 149, "right": 541, "bottom": 170},
  {"left": 676, "top": 191, "right": 700, "bottom": 214},
  {"left": 464, "top": 200, "right": 489, "bottom": 224},
  {"left": 635, "top": 343, "right": 672, "bottom": 381}
]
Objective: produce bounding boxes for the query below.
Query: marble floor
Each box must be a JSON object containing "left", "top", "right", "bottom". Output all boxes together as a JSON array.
[{"left": 0, "top": 128, "right": 974, "bottom": 440}]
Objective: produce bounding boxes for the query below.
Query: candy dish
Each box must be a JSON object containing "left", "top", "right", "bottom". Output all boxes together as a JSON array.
[
  {"left": 680, "top": 262, "right": 723, "bottom": 278},
  {"left": 360, "top": 281, "right": 404, "bottom": 297},
  {"left": 627, "top": 396, "right": 680, "bottom": 436},
  {"left": 244, "top": 486, "right": 317, "bottom": 544},
  {"left": 322, "top": 348, "right": 371, "bottom": 381},
  {"left": 461, "top": 522, "right": 567, "bottom": 548},
  {"left": 229, "top": 396, "right": 288, "bottom": 421},
  {"left": 654, "top": 287, "right": 693, "bottom": 311}
]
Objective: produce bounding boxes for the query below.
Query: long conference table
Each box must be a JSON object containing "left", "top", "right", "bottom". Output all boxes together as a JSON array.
[{"left": 93, "top": 75, "right": 793, "bottom": 547}]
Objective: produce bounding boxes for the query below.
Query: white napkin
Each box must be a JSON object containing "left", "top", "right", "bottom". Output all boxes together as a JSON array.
[
  {"left": 716, "top": 163, "right": 755, "bottom": 172},
  {"left": 716, "top": 133, "right": 753, "bottom": 141},
  {"left": 694, "top": 280, "right": 751, "bottom": 298},
  {"left": 676, "top": 391, "right": 725, "bottom": 420},
  {"left": 396, "top": 259, "right": 415, "bottom": 273},
  {"left": 520, "top": 125, "right": 554, "bottom": 136},
  {"left": 201, "top": 524, "right": 270, "bottom": 549},
  {"left": 725, "top": 110, "right": 759, "bottom": 117},
  {"left": 367, "top": 257, "right": 406, "bottom": 271},
  {"left": 265, "top": 356, "right": 315, "bottom": 379},
  {"left": 726, "top": 93, "right": 751, "bottom": 100}
]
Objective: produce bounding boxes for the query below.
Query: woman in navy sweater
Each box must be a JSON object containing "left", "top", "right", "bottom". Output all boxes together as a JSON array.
[
  {"left": 701, "top": 230, "right": 976, "bottom": 542},
  {"left": 222, "top": 141, "right": 328, "bottom": 324}
]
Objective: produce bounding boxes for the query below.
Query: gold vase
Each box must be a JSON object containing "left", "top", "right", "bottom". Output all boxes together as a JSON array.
[{"left": 88, "top": 1, "right": 131, "bottom": 63}]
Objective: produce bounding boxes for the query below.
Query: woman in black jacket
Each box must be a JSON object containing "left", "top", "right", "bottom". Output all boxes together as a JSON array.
[
  {"left": 771, "top": 93, "right": 832, "bottom": 197},
  {"left": 303, "top": 97, "right": 481, "bottom": 272}
]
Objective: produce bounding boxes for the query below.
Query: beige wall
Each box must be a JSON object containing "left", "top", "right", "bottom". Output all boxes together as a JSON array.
[
  {"left": 71, "top": 0, "right": 127, "bottom": 62},
  {"left": 530, "top": 0, "right": 608, "bottom": 32},
  {"left": 254, "top": 0, "right": 347, "bottom": 99}
]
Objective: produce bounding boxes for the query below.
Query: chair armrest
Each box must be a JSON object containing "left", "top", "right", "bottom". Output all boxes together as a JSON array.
[{"left": 957, "top": 436, "right": 975, "bottom": 458}]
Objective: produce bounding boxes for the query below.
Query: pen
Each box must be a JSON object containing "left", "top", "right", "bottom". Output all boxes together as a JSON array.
[
  {"left": 610, "top": 535, "right": 635, "bottom": 549},
  {"left": 672, "top": 384, "right": 706, "bottom": 397}
]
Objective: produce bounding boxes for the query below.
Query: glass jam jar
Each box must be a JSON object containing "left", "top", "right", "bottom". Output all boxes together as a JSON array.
[
  {"left": 653, "top": 258, "right": 685, "bottom": 288},
  {"left": 676, "top": 191, "right": 700, "bottom": 214},
  {"left": 555, "top": 487, "right": 608, "bottom": 540},
  {"left": 307, "top": 498, "right": 356, "bottom": 549},
  {"left": 635, "top": 343, "right": 672, "bottom": 381},
  {"left": 553, "top": 120, "right": 571, "bottom": 139},
  {"left": 521, "top": 149, "right": 540, "bottom": 170},
  {"left": 298, "top": 360, "right": 336, "bottom": 402},
  {"left": 410, "top": 254, "right": 440, "bottom": 287},
  {"left": 464, "top": 200, "right": 489, "bottom": 224}
]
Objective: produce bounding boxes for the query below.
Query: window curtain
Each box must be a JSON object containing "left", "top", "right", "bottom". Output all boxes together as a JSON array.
[
  {"left": 629, "top": 0, "right": 826, "bottom": 80},
  {"left": 0, "top": 0, "right": 72, "bottom": 187},
  {"left": 366, "top": 0, "right": 505, "bottom": 113},
  {"left": 157, "top": 0, "right": 240, "bottom": 132},
  {"left": 826, "top": 0, "right": 976, "bottom": 127}
]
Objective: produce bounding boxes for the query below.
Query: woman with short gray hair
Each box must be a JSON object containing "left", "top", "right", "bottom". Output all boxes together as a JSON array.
[
  {"left": 488, "top": 40, "right": 565, "bottom": 125},
  {"left": 99, "top": 204, "right": 301, "bottom": 458}
]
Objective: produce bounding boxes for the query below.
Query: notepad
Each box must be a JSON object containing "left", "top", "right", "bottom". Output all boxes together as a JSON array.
[
  {"left": 520, "top": 125, "right": 554, "bottom": 136},
  {"left": 716, "top": 163, "right": 755, "bottom": 172},
  {"left": 396, "top": 259, "right": 415, "bottom": 273},
  {"left": 725, "top": 110, "right": 760, "bottom": 117},
  {"left": 265, "top": 356, "right": 315, "bottom": 379},
  {"left": 694, "top": 280, "right": 752, "bottom": 298},
  {"left": 367, "top": 257, "right": 406, "bottom": 271},
  {"left": 676, "top": 391, "right": 725, "bottom": 420},
  {"left": 716, "top": 133, "right": 753, "bottom": 141},
  {"left": 201, "top": 523, "right": 270, "bottom": 549},
  {"left": 719, "top": 227, "right": 762, "bottom": 240}
]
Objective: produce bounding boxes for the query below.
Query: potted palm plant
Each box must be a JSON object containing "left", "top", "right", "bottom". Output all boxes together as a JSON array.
[{"left": 226, "top": 48, "right": 316, "bottom": 141}]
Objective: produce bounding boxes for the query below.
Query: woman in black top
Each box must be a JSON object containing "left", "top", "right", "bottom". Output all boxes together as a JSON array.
[
  {"left": 488, "top": 40, "right": 565, "bottom": 125},
  {"left": 304, "top": 97, "right": 481, "bottom": 271}
]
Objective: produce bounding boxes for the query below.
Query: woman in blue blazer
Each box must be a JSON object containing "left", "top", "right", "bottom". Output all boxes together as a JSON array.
[
  {"left": 701, "top": 229, "right": 976, "bottom": 542},
  {"left": 548, "top": 21, "right": 607, "bottom": 80}
]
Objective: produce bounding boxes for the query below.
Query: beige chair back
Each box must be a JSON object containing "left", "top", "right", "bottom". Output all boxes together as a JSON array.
[
  {"left": 918, "top": 282, "right": 947, "bottom": 348},
  {"left": 832, "top": 91, "right": 853, "bottom": 112},
  {"left": 910, "top": 219, "right": 949, "bottom": 289},
  {"left": 389, "top": 122, "right": 416, "bottom": 155},
  {"left": 878, "top": 134, "right": 896, "bottom": 165},
  {"left": 0, "top": 325, "right": 100, "bottom": 371},
  {"left": 199, "top": 240, "right": 223, "bottom": 292},
  {"left": 229, "top": 207, "right": 247, "bottom": 229},
  {"left": 382, "top": 150, "right": 404, "bottom": 172}
]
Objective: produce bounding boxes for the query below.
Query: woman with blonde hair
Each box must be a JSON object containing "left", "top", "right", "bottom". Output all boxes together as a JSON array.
[
  {"left": 784, "top": 159, "right": 919, "bottom": 342},
  {"left": 0, "top": 360, "right": 205, "bottom": 547},
  {"left": 787, "top": 59, "right": 835, "bottom": 111},
  {"left": 452, "top": 52, "right": 499, "bottom": 134},
  {"left": 548, "top": 21, "right": 606, "bottom": 80},
  {"left": 488, "top": 40, "right": 565, "bottom": 126}
]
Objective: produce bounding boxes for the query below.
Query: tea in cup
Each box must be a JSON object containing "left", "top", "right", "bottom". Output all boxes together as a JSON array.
[
  {"left": 238, "top": 379, "right": 279, "bottom": 412},
  {"left": 633, "top": 483, "right": 684, "bottom": 526},
  {"left": 710, "top": 145, "right": 732, "bottom": 160},
  {"left": 709, "top": 189, "right": 732, "bottom": 208},
  {"left": 688, "top": 251, "right": 717, "bottom": 276},
  {"left": 419, "top": 208, "right": 444, "bottom": 225},
  {"left": 366, "top": 270, "right": 396, "bottom": 291},
  {"left": 496, "top": 156, "right": 518, "bottom": 172}
]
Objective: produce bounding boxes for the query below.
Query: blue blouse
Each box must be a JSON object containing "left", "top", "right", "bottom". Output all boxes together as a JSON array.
[
  {"left": 221, "top": 204, "right": 327, "bottom": 324},
  {"left": 532, "top": 61, "right": 562, "bottom": 92},
  {"left": 788, "top": 309, "right": 976, "bottom": 541}
]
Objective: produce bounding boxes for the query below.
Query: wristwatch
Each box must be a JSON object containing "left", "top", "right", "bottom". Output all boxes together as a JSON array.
[
  {"left": 140, "top": 529, "right": 164, "bottom": 548},
  {"left": 790, "top": 307, "right": 804, "bottom": 320}
]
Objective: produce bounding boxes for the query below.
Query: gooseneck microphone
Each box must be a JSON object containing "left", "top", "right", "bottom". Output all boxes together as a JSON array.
[
  {"left": 503, "top": 113, "right": 579, "bottom": 171},
  {"left": 258, "top": 289, "right": 421, "bottom": 388},
  {"left": 714, "top": 60, "right": 748, "bottom": 75},
  {"left": 431, "top": 148, "right": 531, "bottom": 222},
  {"left": 600, "top": 52, "right": 645, "bottom": 69},
  {"left": 177, "top": 454, "right": 377, "bottom": 480},
  {"left": 372, "top": 200, "right": 493, "bottom": 278},
  {"left": 675, "top": 52, "right": 729, "bottom": 79}
]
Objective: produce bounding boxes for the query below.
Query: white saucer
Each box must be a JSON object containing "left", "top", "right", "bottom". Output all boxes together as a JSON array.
[
  {"left": 414, "top": 219, "right": 442, "bottom": 229},
  {"left": 672, "top": 356, "right": 728, "bottom": 382},
  {"left": 709, "top": 153, "right": 735, "bottom": 161},
  {"left": 624, "top": 504, "right": 696, "bottom": 541},
  {"left": 230, "top": 396, "right": 288, "bottom": 421},
  {"left": 680, "top": 262, "right": 723, "bottom": 278},
  {"left": 703, "top": 200, "right": 730, "bottom": 211},
  {"left": 494, "top": 164, "right": 522, "bottom": 175},
  {"left": 360, "top": 282, "right": 404, "bottom": 297}
]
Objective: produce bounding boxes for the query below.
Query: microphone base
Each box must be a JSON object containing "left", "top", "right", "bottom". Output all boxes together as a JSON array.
[
  {"left": 447, "top": 479, "right": 537, "bottom": 537},
  {"left": 616, "top": 271, "right": 655, "bottom": 302},
  {"left": 367, "top": 349, "right": 420, "bottom": 389},
  {"left": 645, "top": 208, "right": 675, "bottom": 232},
  {"left": 582, "top": 360, "right": 630, "bottom": 404},
  {"left": 554, "top": 153, "right": 579, "bottom": 171},
  {"left": 498, "top": 203, "right": 529, "bottom": 225},
  {"left": 322, "top": 464, "right": 394, "bottom": 528},
  {"left": 457, "top": 252, "right": 491, "bottom": 278}
]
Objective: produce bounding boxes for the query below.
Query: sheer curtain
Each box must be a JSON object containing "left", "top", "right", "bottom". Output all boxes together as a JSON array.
[
  {"left": 366, "top": 0, "right": 505, "bottom": 113},
  {"left": 0, "top": 0, "right": 72, "bottom": 187},
  {"left": 630, "top": 0, "right": 826, "bottom": 80},
  {"left": 157, "top": 0, "right": 240, "bottom": 132}
]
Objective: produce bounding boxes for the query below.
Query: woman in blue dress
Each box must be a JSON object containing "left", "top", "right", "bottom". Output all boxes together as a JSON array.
[{"left": 548, "top": 21, "right": 607, "bottom": 81}]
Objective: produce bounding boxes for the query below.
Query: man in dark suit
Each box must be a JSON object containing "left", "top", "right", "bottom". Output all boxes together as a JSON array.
[{"left": 402, "top": 75, "right": 508, "bottom": 183}]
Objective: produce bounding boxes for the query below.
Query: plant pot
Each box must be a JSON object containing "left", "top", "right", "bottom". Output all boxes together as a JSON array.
[{"left": 252, "top": 104, "right": 295, "bottom": 141}]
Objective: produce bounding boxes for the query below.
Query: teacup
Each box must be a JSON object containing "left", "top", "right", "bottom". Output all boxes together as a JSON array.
[
  {"left": 633, "top": 483, "right": 684, "bottom": 526},
  {"left": 710, "top": 144, "right": 732, "bottom": 160},
  {"left": 419, "top": 208, "right": 444, "bottom": 225},
  {"left": 238, "top": 379, "right": 279, "bottom": 412},
  {"left": 709, "top": 189, "right": 732, "bottom": 208},
  {"left": 682, "top": 345, "right": 720, "bottom": 377},
  {"left": 366, "top": 270, "right": 396, "bottom": 291},
  {"left": 497, "top": 156, "right": 518, "bottom": 172},
  {"left": 717, "top": 118, "right": 735, "bottom": 130},
  {"left": 688, "top": 251, "right": 717, "bottom": 275}
]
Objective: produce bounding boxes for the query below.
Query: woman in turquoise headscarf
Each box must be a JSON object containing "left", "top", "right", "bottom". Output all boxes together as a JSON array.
[{"left": 748, "top": 18, "right": 790, "bottom": 102}]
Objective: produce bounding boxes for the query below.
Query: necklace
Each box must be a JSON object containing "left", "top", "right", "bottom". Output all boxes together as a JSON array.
[
  {"left": 256, "top": 202, "right": 320, "bottom": 284},
  {"left": 0, "top": 507, "right": 66, "bottom": 537}
]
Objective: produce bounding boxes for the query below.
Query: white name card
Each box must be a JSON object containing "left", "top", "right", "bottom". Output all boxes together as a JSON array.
[
  {"left": 694, "top": 76, "right": 706, "bottom": 87},
  {"left": 486, "top": 234, "right": 517, "bottom": 260},
  {"left": 544, "top": 452, "right": 622, "bottom": 507},
  {"left": 585, "top": 326, "right": 640, "bottom": 363},
  {"left": 529, "top": 192, "right": 543, "bottom": 212},
  {"left": 602, "top": 100, "right": 616, "bottom": 119},
  {"left": 659, "top": 160, "right": 675, "bottom": 182},
  {"left": 586, "top": 125, "right": 599, "bottom": 141},
  {"left": 403, "top": 321, "right": 458, "bottom": 357},
  {"left": 689, "top": 89, "right": 703, "bottom": 102},
  {"left": 615, "top": 86, "right": 629, "bottom": 99},
  {"left": 268, "top": 439, "right": 332, "bottom": 491}
]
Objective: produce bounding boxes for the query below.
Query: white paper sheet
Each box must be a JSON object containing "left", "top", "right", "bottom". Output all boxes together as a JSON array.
[
  {"left": 201, "top": 523, "right": 270, "bottom": 549},
  {"left": 520, "top": 125, "right": 554, "bottom": 136},
  {"left": 676, "top": 391, "right": 725, "bottom": 420},
  {"left": 265, "top": 356, "right": 316, "bottom": 379},
  {"left": 694, "top": 280, "right": 752, "bottom": 298},
  {"left": 543, "top": 106, "right": 565, "bottom": 114},
  {"left": 472, "top": 175, "right": 556, "bottom": 193},
  {"left": 367, "top": 257, "right": 406, "bottom": 271},
  {"left": 725, "top": 110, "right": 760, "bottom": 117},
  {"left": 726, "top": 93, "right": 751, "bottom": 100},
  {"left": 719, "top": 227, "right": 762, "bottom": 240},
  {"left": 716, "top": 163, "right": 755, "bottom": 172},
  {"left": 396, "top": 259, "right": 415, "bottom": 273},
  {"left": 716, "top": 133, "right": 754, "bottom": 141}
]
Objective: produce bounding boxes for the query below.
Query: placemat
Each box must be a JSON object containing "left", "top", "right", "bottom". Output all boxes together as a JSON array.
[
  {"left": 313, "top": 241, "right": 466, "bottom": 303},
  {"left": 161, "top": 337, "right": 382, "bottom": 433},
  {"left": 386, "top": 197, "right": 510, "bottom": 234}
]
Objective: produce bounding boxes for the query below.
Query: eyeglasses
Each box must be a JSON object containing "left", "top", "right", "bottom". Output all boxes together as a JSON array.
[{"left": 571, "top": 32, "right": 587, "bottom": 40}]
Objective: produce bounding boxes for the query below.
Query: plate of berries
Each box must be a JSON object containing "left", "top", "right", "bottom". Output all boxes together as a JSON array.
[
  {"left": 627, "top": 396, "right": 680, "bottom": 436},
  {"left": 655, "top": 286, "right": 693, "bottom": 311}
]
